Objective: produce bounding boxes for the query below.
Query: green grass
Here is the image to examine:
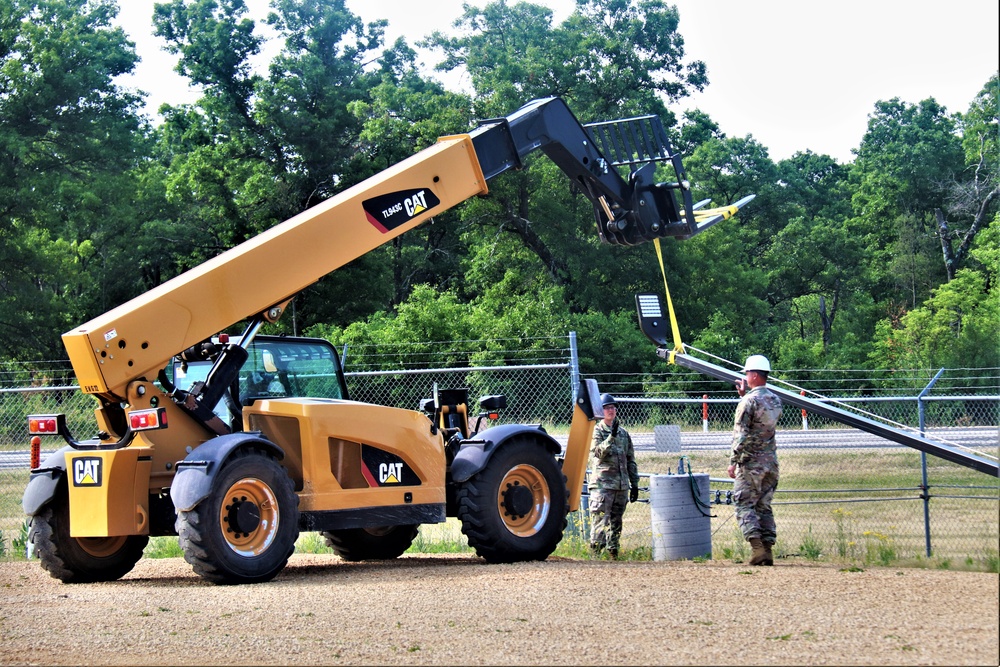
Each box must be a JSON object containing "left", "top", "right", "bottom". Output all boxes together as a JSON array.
[
  {"left": 2, "top": 447, "right": 996, "bottom": 571},
  {"left": 607, "top": 450, "right": 998, "bottom": 571},
  {"left": 144, "top": 536, "right": 184, "bottom": 559},
  {"left": 294, "top": 531, "right": 336, "bottom": 555},
  {"left": 404, "top": 519, "right": 473, "bottom": 555}
]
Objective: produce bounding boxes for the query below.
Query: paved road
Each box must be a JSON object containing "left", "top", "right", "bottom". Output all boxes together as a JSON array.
[
  {"left": 4, "top": 427, "right": 995, "bottom": 471},
  {"left": 627, "top": 426, "right": 999, "bottom": 453}
]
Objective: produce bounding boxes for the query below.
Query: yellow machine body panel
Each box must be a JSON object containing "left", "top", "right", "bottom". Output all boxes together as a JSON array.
[
  {"left": 243, "top": 399, "right": 447, "bottom": 513},
  {"left": 563, "top": 402, "right": 597, "bottom": 513},
  {"left": 65, "top": 448, "right": 152, "bottom": 537},
  {"left": 62, "top": 136, "right": 487, "bottom": 400},
  {"left": 122, "top": 380, "right": 222, "bottom": 490}
]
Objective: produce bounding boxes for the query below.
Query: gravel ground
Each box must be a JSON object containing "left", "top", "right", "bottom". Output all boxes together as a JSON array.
[{"left": 1, "top": 554, "right": 997, "bottom": 666}]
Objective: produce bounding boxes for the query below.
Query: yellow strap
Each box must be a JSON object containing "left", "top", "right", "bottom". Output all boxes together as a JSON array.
[
  {"left": 653, "top": 238, "right": 685, "bottom": 361},
  {"left": 692, "top": 203, "right": 741, "bottom": 223}
]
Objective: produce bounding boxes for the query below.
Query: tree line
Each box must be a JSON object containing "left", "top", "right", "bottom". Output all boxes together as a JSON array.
[{"left": 1, "top": 0, "right": 997, "bottom": 392}]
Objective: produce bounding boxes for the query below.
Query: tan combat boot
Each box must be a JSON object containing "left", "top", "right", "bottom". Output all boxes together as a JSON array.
[
  {"left": 762, "top": 541, "right": 775, "bottom": 566},
  {"left": 748, "top": 538, "right": 770, "bottom": 566}
]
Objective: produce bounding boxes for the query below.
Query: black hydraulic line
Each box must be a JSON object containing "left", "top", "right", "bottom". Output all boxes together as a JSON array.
[{"left": 663, "top": 350, "right": 999, "bottom": 478}]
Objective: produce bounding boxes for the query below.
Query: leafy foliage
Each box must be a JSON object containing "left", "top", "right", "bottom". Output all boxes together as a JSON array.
[
  {"left": 0, "top": 0, "right": 146, "bottom": 358},
  {"left": 0, "top": 0, "right": 995, "bottom": 388}
]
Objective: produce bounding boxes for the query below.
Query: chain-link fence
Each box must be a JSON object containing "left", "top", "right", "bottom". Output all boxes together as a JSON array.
[
  {"left": 345, "top": 364, "right": 575, "bottom": 427},
  {"left": 1, "top": 337, "right": 998, "bottom": 567}
]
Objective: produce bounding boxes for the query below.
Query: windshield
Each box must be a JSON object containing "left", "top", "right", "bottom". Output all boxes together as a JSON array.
[
  {"left": 241, "top": 339, "right": 346, "bottom": 401},
  {"left": 171, "top": 336, "right": 347, "bottom": 407}
]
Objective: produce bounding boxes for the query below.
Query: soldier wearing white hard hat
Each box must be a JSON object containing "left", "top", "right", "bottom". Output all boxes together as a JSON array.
[{"left": 728, "top": 355, "right": 783, "bottom": 565}]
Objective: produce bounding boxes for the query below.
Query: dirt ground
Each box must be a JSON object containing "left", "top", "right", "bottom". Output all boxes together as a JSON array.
[{"left": 1, "top": 554, "right": 997, "bottom": 666}]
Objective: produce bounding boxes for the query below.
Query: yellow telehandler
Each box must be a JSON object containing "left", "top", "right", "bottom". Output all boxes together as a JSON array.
[{"left": 24, "top": 97, "right": 750, "bottom": 584}]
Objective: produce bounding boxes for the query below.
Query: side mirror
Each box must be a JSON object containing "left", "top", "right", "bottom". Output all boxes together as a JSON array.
[{"left": 478, "top": 395, "right": 507, "bottom": 411}]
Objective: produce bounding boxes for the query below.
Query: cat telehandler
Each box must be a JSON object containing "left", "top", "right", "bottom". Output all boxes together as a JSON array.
[{"left": 24, "top": 97, "right": 750, "bottom": 584}]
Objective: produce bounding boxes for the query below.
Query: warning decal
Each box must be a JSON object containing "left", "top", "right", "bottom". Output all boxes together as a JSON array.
[{"left": 363, "top": 189, "right": 441, "bottom": 233}]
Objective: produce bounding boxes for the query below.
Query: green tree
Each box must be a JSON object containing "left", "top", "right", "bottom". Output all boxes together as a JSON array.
[
  {"left": 423, "top": 0, "right": 709, "bottom": 321},
  {"left": 150, "top": 0, "right": 416, "bottom": 332},
  {"left": 849, "top": 97, "right": 965, "bottom": 308},
  {"left": 936, "top": 74, "right": 999, "bottom": 280},
  {"left": 674, "top": 135, "right": 781, "bottom": 349},
  {"left": 345, "top": 69, "right": 475, "bottom": 307},
  {"left": 0, "top": 0, "right": 146, "bottom": 360},
  {"left": 870, "top": 213, "right": 999, "bottom": 375},
  {"left": 766, "top": 152, "right": 872, "bottom": 366}
]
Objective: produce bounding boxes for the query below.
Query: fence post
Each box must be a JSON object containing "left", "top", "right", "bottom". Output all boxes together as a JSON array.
[
  {"left": 569, "top": 331, "right": 580, "bottom": 401},
  {"left": 800, "top": 390, "right": 808, "bottom": 430},
  {"left": 702, "top": 394, "right": 709, "bottom": 432},
  {"left": 918, "top": 368, "right": 946, "bottom": 558}
]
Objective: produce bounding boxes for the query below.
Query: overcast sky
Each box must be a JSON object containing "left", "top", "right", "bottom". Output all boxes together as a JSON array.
[{"left": 115, "top": 0, "right": 999, "bottom": 164}]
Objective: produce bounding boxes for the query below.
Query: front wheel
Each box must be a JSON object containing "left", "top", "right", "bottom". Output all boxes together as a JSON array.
[
  {"left": 322, "top": 525, "right": 419, "bottom": 561},
  {"left": 30, "top": 483, "right": 148, "bottom": 583},
  {"left": 456, "top": 438, "right": 568, "bottom": 563},
  {"left": 176, "top": 447, "right": 299, "bottom": 584}
]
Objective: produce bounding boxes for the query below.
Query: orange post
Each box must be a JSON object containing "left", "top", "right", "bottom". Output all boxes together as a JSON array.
[
  {"left": 801, "top": 390, "right": 809, "bottom": 430},
  {"left": 30, "top": 435, "right": 41, "bottom": 470}
]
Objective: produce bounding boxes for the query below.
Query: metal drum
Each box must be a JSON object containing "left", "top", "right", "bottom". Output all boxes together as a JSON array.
[{"left": 649, "top": 473, "right": 712, "bottom": 560}]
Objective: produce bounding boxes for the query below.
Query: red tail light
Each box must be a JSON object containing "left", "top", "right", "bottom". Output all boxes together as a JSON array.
[
  {"left": 128, "top": 408, "right": 168, "bottom": 432},
  {"left": 28, "top": 414, "right": 63, "bottom": 435}
]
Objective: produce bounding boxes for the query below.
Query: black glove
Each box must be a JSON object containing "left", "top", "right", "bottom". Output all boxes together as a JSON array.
[
  {"left": 629, "top": 486, "right": 639, "bottom": 503},
  {"left": 611, "top": 420, "right": 619, "bottom": 438}
]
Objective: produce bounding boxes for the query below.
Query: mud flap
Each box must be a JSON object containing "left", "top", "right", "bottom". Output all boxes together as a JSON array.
[{"left": 22, "top": 446, "right": 73, "bottom": 517}]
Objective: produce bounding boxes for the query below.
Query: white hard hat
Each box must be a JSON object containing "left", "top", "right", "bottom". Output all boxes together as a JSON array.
[{"left": 743, "top": 354, "right": 771, "bottom": 373}]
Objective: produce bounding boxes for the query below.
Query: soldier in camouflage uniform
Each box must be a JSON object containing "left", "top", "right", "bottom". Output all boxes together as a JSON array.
[
  {"left": 588, "top": 393, "right": 639, "bottom": 559},
  {"left": 727, "top": 355, "right": 783, "bottom": 566}
]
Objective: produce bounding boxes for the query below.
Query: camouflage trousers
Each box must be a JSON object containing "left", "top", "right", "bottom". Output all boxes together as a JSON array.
[
  {"left": 589, "top": 489, "right": 629, "bottom": 552},
  {"left": 732, "top": 462, "right": 779, "bottom": 543}
]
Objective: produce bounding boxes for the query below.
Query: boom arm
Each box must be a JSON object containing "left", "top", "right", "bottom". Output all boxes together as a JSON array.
[{"left": 63, "top": 98, "right": 734, "bottom": 422}]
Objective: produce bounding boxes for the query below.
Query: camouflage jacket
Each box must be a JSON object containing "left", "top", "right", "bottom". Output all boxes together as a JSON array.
[
  {"left": 588, "top": 420, "right": 639, "bottom": 492},
  {"left": 730, "top": 386, "right": 783, "bottom": 467}
]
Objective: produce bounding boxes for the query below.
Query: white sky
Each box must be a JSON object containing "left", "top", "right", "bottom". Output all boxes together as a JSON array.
[{"left": 116, "top": 0, "right": 999, "bottom": 164}]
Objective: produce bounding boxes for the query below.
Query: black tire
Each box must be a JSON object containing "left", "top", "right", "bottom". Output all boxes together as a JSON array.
[
  {"left": 29, "top": 483, "right": 148, "bottom": 583},
  {"left": 321, "top": 525, "right": 419, "bottom": 561},
  {"left": 175, "top": 447, "right": 299, "bottom": 585},
  {"left": 456, "top": 437, "right": 568, "bottom": 563}
]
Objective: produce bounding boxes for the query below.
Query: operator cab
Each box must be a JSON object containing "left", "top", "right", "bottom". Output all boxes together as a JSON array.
[{"left": 169, "top": 335, "right": 349, "bottom": 430}]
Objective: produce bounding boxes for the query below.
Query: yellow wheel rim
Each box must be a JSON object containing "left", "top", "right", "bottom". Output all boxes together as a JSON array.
[
  {"left": 496, "top": 464, "right": 550, "bottom": 537},
  {"left": 219, "top": 477, "right": 280, "bottom": 556}
]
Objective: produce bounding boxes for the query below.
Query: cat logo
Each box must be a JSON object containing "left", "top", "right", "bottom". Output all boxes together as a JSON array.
[
  {"left": 72, "top": 457, "right": 103, "bottom": 487},
  {"left": 362, "top": 188, "right": 442, "bottom": 233},
  {"left": 379, "top": 462, "right": 404, "bottom": 484},
  {"left": 402, "top": 190, "right": 429, "bottom": 217},
  {"left": 360, "top": 445, "right": 420, "bottom": 487}
]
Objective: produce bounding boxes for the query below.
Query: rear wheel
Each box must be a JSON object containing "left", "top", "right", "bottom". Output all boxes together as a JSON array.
[
  {"left": 30, "top": 483, "right": 148, "bottom": 583},
  {"left": 176, "top": 447, "right": 299, "bottom": 584},
  {"left": 456, "top": 438, "right": 568, "bottom": 563},
  {"left": 322, "top": 525, "right": 419, "bottom": 561}
]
